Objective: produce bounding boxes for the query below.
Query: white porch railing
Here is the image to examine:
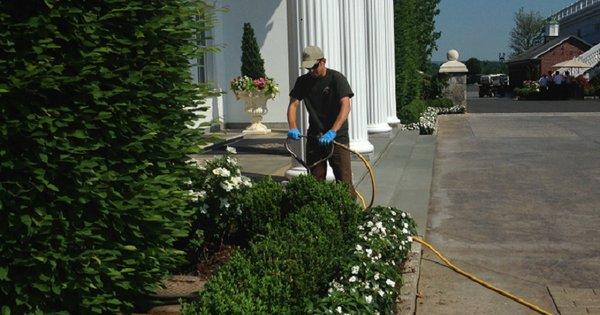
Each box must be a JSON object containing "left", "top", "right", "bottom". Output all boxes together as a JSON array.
[
  {"left": 549, "top": 0, "right": 600, "bottom": 21},
  {"left": 558, "top": 43, "right": 600, "bottom": 78}
]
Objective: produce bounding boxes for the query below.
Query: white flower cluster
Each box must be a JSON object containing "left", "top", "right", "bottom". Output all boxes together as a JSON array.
[
  {"left": 188, "top": 146, "right": 252, "bottom": 207},
  {"left": 399, "top": 105, "right": 467, "bottom": 135},
  {"left": 325, "top": 206, "right": 415, "bottom": 313}
]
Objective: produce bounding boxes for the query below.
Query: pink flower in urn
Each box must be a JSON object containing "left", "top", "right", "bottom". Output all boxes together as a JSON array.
[{"left": 254, "top": 77, "right": 267, "bottom": 90}]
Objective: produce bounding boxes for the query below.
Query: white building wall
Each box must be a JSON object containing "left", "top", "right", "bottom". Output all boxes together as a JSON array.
[{"left": 212, "top": 0, "right": 290, "bottom": 127}]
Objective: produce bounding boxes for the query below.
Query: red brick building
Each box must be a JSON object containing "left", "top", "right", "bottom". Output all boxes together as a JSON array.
[{"left": 507, "top": 36, "right": 591, "bottom": 87}]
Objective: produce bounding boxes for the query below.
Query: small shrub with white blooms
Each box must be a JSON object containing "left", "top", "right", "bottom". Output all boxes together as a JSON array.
[
  {"left": 316, "top": 206, "right": 417, "bottom": 314},
  {"left": 187, "top": 147, "right": 252, "bottom": 247},
  {"left": 400, "top": 105, "right": 466, "bottom": 135}
]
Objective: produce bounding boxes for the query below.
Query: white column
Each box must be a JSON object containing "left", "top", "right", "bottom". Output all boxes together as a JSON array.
[
  {"left": 365, "top": 0, "right": 392, "bottom": 134},
  {"left": 339, "top": 0, "right": 374, "bottom": 154},
  {"left": 286, "top": 0, "right": 342, "bottom": 179},
  {"left": 384, "top": 0, "right": 401, "bottom": 125}
]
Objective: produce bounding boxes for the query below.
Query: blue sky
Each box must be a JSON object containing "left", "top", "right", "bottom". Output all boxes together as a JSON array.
[{"left": 432, "top": 0, "right": 574, "bottom": 62}]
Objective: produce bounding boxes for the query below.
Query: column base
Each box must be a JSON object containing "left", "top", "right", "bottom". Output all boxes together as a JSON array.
[
  {"left": 349, "top": 138, "right": 374, "bottom": 154},
  {"left": 387, "top": 116, "right": 401, "bottom": 126},
  {"left": 367, "top": 122, "right": 392, "bottom": 134},
  {"left": 285, "top": 166, "right": 308, "bottom": 179},
  {"left": 285, "top": 164, "right": 336, "bottom": 181}
]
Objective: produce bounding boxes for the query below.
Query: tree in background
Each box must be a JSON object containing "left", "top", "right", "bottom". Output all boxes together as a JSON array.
[
  {"left": 465, "top": 57, "right": 482, "bottom": 83},
  {"left": 241, "top": 23, "right": 266, "bottom": 79},
  {"left": 481, "top": 61, "right": 508, "bottom": 74},
  {"left": 509, "top": 8, "right": 546, "bottom": 57},
  {"left": 394, "top": 0, "right": 441, "bottom": 109},
  {"left": 415, "top": 0, "right": 441, "bottom": 71}
]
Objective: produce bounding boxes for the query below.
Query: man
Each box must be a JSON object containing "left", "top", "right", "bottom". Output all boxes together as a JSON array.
[
  {"left": 538, "top": 74, "right": 549, "bottom": 90},
  {"left": 287, "top": 45, "right": 356, "bottom": 198},
  {"left": 553, "top": 71, "right": 565, "bottom": 86}
]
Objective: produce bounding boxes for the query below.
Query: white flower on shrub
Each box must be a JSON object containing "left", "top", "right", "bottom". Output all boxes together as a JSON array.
[
  {"left": 220, "top": 181, "right": 233, "bottom": 192},
  {"left": 355, "top": 244, "right": 362, "bottom": 251},
  {"left": 349, "top": 276, "right": 357, "bottom": 283},
  {"left": 226, "top": 157, "right": 237, "bottom": 165},
  {"left": 212, "top": 167, "right": 230, "bottom": 177},
  {"left": 386, "top": 279, "right": 395, "bottom": 287},
  {"left": 230, "top": 176, "right": 242, "bottom": 187},
  {"left": 365, "top": 295, "right": 373, "bottom": 303},
  {"left": 226, "top": 146, "right": 237, "bottom": 154},
  {"left": 199, "top": 204, "right": 208, "bottom": 214},
  {"left": 378, "top": 289, "right": 385, "bottom": 297},
  {"left": 365, "top": 248, "right": 372, "bottom": 257},
  {"left": 374, "top": 272, "right": 380, "bottom": 280},
  {"left": 408, "top": 236, "right": 413, "bottom": 242},
  {"left": 336, "top": 306, "right": 342, "bottom": 313},
  {"left": 189, "top": 190, "right": 207, "bottom": 202},
  {"left": 219, "top": 198, "right": 230, "bottom": 209},
  {"left": 188, "top": 159, "right": 206, "bottom": 170}
]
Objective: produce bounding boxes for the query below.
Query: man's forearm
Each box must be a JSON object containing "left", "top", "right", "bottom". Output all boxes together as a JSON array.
[
  {"left": 331, "top": 97, "right": 351, "bottom": 132},
  {"left": 287, "top": 98, "right": 300, "bottom": 129}
]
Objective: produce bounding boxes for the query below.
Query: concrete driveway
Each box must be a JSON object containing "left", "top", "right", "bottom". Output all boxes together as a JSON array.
[{"left": 417, "top": 104, "right": 600, "bottom": 314}]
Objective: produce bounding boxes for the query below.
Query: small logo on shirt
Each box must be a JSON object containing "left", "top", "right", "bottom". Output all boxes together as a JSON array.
[{"left": 322, "top": 86, "right": 331, "bottom": 95}]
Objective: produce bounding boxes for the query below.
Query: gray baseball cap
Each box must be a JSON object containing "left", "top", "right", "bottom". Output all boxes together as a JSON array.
[{"left": 300, "top": 45, "right": 324, "bottom": 69}]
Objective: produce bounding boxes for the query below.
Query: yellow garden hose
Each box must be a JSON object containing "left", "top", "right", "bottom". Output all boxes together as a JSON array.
[
  {"left": 333, "top": 143, "right": 553, "bottom": 314},
  {"left": 413, "top": 236, "right": 554, "bottom": 315},
  {"left": 333, "top": 140, "right": 375, "bottom": 210}
]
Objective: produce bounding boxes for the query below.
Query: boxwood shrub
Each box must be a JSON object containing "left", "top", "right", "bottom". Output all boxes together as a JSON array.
[
  {"left": 238, "top": 176, "right": 284, "bottom": 242},
  {"left": 398, "top": 99, "right": 427, "bottom": 124},
  {"left": 0, "top": 1, "right": 215, "bottom": 313},
  {"left": 282, "top": 175, "right": 362, "bottom": 242},
  {"left": 426, "top": 97, "right": 453, "bottom": 108}
]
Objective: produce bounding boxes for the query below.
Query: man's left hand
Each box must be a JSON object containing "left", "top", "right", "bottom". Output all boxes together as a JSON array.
[{"left": 319, "top": 130, "right": 337, "bottom": 146}]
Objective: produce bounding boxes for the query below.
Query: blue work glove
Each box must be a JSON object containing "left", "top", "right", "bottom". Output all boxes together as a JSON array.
[
  {"left": 287, "top": 128, "right": 301, "bottom": 140},
  {"left": 319, "top": 130, "right": 337, "bottom": 146}
]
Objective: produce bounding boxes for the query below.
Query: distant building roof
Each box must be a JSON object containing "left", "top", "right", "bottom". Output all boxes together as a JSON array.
[{"left": 508, "top": 36, "right": 592, "bottom": 63}]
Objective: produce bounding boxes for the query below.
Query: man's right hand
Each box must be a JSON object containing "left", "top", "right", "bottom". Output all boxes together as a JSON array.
[{"left": 287, "top": 128, "right": 301, "bottom": 140}]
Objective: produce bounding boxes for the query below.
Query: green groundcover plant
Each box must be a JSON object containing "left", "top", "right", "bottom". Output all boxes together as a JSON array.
[{"left": 0, "top": 1, "right": 216, "bottom": 313}]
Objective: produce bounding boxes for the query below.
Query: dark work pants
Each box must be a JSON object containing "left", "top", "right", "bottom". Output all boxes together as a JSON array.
[{"left": 306, "top": 137, "right": 356, "bottom": 199}]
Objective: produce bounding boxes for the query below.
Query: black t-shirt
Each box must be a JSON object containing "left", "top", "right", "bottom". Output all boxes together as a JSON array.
[{"left": 289, "top": 69, "right": 354, "bottom": 141}]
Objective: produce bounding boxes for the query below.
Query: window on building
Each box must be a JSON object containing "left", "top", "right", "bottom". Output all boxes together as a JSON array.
[{"left": 190, "top": 18, "right": 209, "bottom": 84}]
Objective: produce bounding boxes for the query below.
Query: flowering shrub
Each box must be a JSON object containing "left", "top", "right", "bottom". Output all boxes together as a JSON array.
[
  {"left": 313, "top": 206, "right": 417, "bottom": 314},
  {"left": 230, "top": 75, "right": 279, "bottom": 99},
  {"left": 401, "top": 104, "right": 466, "bottom": 135},
  {"left": 523, "top": 80, "right": 540, "bottom": 92},
  {"left": 188, "top": 146, "right": 253, "bottom": 248}
]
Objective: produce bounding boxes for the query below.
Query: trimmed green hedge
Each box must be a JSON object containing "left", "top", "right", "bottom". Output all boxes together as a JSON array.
[
  {"left": 426, "top": 97, "right": 453, "bottom": 108},
  {"left": 398, "top": 100, "right": 427, "bottom": 124},
  {"left": 182, "top": 176, "right": 362, "bottom": 314},
  {"left": 0, "top": 1, "right": 215, "bottom": 313}
]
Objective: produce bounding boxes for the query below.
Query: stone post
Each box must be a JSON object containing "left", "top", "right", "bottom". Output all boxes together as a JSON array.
[{"left": 439, "top": 49, "right": 468, "bottom": 108}]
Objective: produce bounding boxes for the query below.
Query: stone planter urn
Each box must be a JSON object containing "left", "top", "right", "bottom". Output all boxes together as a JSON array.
[{"left": 235, "top": 90, "right": 271, "bottom": 135}]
